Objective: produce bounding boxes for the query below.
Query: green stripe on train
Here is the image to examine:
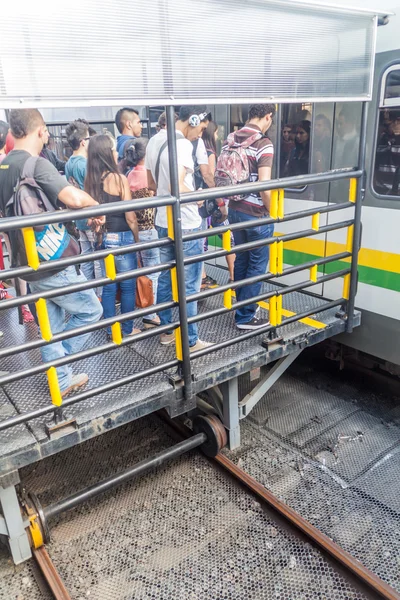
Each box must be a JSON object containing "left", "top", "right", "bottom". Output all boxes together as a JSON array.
[{"left": 208, "top": 236, "right": 400, "bottom": 293}]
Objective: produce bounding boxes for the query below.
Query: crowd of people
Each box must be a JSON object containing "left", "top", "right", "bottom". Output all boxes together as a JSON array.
[{"left": 0, "top": 103, "right": 277, "bottom": 396}]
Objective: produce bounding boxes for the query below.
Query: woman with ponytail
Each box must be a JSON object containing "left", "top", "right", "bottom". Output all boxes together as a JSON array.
[{"left": 127, "top": 138, "right": 161, "bottom": 329}]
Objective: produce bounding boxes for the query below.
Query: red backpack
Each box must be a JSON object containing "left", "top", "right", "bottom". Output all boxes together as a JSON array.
[{"left": 215, "top": 131, "right": 263, "bottom": 200}]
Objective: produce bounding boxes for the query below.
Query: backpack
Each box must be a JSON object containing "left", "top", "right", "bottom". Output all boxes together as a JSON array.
[
  {"left": 4, "top": 156, "right": 80, "bottom": 280},
  {"left": 215, "top": 131, "right": 263, "bottom": 200},
  {"left": 192, "top": 139, "right": 204, "bottom": 190}
]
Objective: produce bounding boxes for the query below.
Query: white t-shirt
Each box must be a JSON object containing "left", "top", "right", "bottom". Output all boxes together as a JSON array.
[
  {"left": 145, "top": 129, "right": 201, "bottom": 230},
  {"left": 195, "top": 137, "right": 208, "bottom": 166}
]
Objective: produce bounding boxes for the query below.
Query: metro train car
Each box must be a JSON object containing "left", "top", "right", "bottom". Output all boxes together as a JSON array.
[{"left": 0, "top": 2, "right": 397, "bottom": 374}]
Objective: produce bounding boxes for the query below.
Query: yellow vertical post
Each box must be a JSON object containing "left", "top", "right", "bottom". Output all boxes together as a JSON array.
[
  {"left": 349, "top": 178, "right": 357, "bottom": 203},
  {"left": 223, "top": 289, "right": 232, "bottom": 310},
  {"left": 270, "top": 190, "right": 278, "bottom": 219},
  {"left": 346, "top": 225, "right": 354, "bottom": 253},
  {"left": 170, "top": 266, "right": 183, "bottom": 359},
  {"left": 46, "top": 366, "right": 63, "bottom": 407},
  {"left": 311, "top": 212, "right": 320, "bottom": 231},
  {"left": 310, "top": 264, "right": 318, "bottom": 282},
  {"left": 22, "top": 227, "right": 40, "bottom": 270},
  {"left": 278, "top": 189, "right": 285, "bottom": 219},
  {"left": 166, "top": 205, "right": 175, "bottom": 240},
  {"left": 270, "top": 241, "right": 278, "bottom": 275},
  {"left": 35, "top": 298, "right": 52, "bottom": 342},
  {"left": 111, "top": 322, "right": 123, "bottom": 345},
  {"left": 276, "top": 295, "right": 283, "bottom": 325},
  {"left": 175, "top": 326, "right": 183, "bottom": 361},
  {"left": 222, "top": 230, "right": 231, "bottom": 253},
  {"left": 343, "top": 274, "right": 351, "bottom": 300},
  {"left": 104, "top": 254, "right": 117, "bottom": 280},
  {"left": 277, "top": 241, "right": 284, "bottom": 274},
  {"left": 269, "top": 296, "right": 277, "bottom": 326}
]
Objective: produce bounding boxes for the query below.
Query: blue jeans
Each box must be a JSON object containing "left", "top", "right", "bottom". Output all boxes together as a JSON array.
[
  {"left": 100, "top": 231, "right": 137, "bottom": 335},
  {"left": 156, "top": 226, "right": 203, "bottom": 347},
  {"left": 29, "top": 266, "right": 103, "bottom": 391},
  {"left": 79, "top": 230, "right": 103, "bottom": 297},
  {"left": 139, "top": 229, "right": 160, "bottom": 322},
  {"left": 228, "top": 208, "right": 274, "bottom": 325}
]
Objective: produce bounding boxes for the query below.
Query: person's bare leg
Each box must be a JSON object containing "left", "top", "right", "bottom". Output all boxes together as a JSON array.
[{"left": 226, "top": 253, "right": 235, "bottom": 281}]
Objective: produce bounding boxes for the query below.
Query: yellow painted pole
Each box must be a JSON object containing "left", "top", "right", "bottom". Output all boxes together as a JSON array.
[
  {"left": 276, "top": 295, "right": 283, "bottom": 325},
  {"left": 104, "top": 254, "right": 117, "bottom": 280},
  {"left": 277, "top": 241, "right": 284, "bottom": 274},
  {"left": 175, "top": 327, "right": 183, "bottom": 361},
  {"left": 22, "top": 227, "right": 40, "bottom": 270},
  {"left": 311, "top": 212, "right": 320, "bottom": 231},
  {"left": 35, "top": 298, "right": 52, "bottom": 342},
  {"left": 166, "top": 205, "right": 175, "bottom": 240},
  {"left": 171, "top": 267, "right": 179, "bottom": 302},
  {"left": 223, "top": 289, "right": 232, "bottom": 310},
  {"left": 270, "top": 241, "right": 278, "bottom": 275},
  {"left": 346, "top": 225, "right": 354, "bottom": 253},
  {"left": 343, "top": 273, "right": 351, "bottom": 300},
  {"left": 111, "top": 322, "right": 123, "bottom": 345},
  {"left": 46, "top": 366, "right": 63, "bottom": 407},
  {"left": 278, "top": 189, "right": 285, "bottom": 219},
  {"left": 269, "top": 296, "right": 277, "bottom": 326},
  {"left": 310, "top": 264, "right": 318, "bottom": 282},
  {"left": 349, "top": 178, "right": 357, "bottom": 203},
  {"left": 270, "top": 190, "right": 278, "bottom": 219},
  {"left": 222, "top": 230, "right": 231, "bottom": 252}
]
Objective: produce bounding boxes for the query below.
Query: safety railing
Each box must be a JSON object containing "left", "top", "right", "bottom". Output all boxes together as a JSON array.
[{"left": 0, "top": 105, "right": 366, "bottom": 433}]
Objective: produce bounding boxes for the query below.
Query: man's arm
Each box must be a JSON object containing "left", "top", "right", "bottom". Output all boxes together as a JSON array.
[
  {"left": 147, "top": 169, "right": 157, "bottom": 193},
  {"left": 58, "top": 186, "right": 99, "bottom": 209},
  {"left": 199, "top": 163, "right": 215, "bottom": 188},
  {"left": 258, "top": 166, "right": 272, "bottom": 212}
]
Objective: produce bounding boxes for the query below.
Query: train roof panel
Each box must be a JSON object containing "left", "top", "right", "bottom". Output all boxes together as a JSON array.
[{"left": 0, "top": 0, "right": 384, "bottom": 108}]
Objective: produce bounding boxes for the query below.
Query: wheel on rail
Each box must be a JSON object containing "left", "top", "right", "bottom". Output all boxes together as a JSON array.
[
  {"left": 24, "top": 492, "right": 51, "bottom": 547},
  {"left": 192, "top": 414, "right": 227, "bottom": 457}
]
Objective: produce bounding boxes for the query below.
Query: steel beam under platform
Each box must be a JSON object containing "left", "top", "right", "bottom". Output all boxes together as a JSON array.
[{"left": 0, "top": 265, "right": 360, "bottom": 480}]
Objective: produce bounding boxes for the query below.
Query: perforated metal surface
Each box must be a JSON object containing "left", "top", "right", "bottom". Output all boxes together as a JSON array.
[
  {"left": 228, "top": 355, "right": 400, "bottom": 592},
  {"left": 0, "top": 546, "right": 51, "bottom": 600},
  {"left": 13, "top": 416, "right": 368, "bottom": 600}
]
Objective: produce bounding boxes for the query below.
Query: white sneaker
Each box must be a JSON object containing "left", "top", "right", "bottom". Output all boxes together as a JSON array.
[
  {"left": 61, "top": 373, "right": 89, "bottom": 398},
  {"left": 190, "top": 339, "right": 214, "bottom": 353}
]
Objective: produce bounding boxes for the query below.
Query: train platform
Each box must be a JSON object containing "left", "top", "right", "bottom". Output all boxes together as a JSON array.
[
  {"left": 1, "top": 351, "right": 398, "bottom": 599},
  {"left": 0, "top": 265, "right": 360, "bottom": 478}
]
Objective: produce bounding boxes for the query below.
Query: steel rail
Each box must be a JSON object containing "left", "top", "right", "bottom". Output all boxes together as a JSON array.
[
  {"left": 0, "top": 250, "right": 351, "bottom": 360},
  {"left": 33, "top": 546, "right": 72, "bottom": 600},
  {"left": 182, "top": 200, "right": 354, "bottom": 242},
  {"left": 0, "top": 194, "right": 177, "bottom": 231},
  {"left": 0, "top": 218, "right": 352, "bottom": 311},
  {"left": 163, "top": 416, "right": 400, "bottom": 600},
  {"left": 180, "top": 168, "right": 362, "bottom": 204},
  {"left": 0, "top": 197, "right": 352, "bottom": 281}
]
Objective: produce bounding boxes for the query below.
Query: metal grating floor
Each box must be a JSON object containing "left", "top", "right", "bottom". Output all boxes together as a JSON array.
[
  {"left": 227, "top": 355, "right": 400, "bottom": 593},
  {"left": 0, "top": 265, "right": 360, "bottom": 477},
  {"left": 0, "top": 415, "right": 369, "bottom": 600}
]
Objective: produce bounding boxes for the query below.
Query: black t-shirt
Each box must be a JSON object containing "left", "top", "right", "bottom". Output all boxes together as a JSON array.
[{"left": 0, "top": 150, "right": 68, "bottom": 215}]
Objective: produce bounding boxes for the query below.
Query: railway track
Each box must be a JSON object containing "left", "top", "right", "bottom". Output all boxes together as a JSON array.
[{"left": 25, "top": 409, "right": 400, "bottom": 600}]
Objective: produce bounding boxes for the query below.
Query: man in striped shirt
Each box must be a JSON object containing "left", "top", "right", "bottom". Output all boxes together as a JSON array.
[{"left": 227, "top": 103, "right": 276, "bottom": 330}]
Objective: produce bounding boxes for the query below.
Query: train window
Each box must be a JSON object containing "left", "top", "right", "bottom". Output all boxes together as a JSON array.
[
  {"left": 382, "top": 67, "right": 400, "bottom": 106},
  {"left": 279, "top": 103, "right": 312, "bottom": 191},
  {"left": 373, "top": 108, "right": 400, "bottom": 197}
]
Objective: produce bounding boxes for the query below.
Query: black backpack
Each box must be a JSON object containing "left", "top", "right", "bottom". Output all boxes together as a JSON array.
[{"left": 192, "top": 139, "right": 205, "bottom": 190}]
